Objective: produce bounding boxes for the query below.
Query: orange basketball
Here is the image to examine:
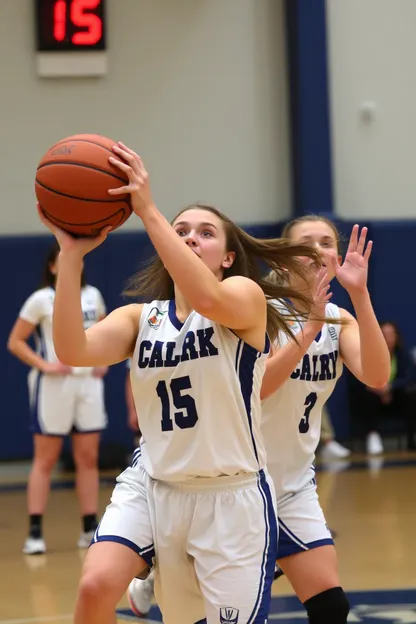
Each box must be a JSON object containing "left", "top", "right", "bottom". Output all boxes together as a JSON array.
[{"left": 35, "top": 134, "right": 133, "bottom": 236}]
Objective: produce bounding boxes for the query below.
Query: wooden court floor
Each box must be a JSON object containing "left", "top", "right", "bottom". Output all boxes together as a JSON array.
[{"left": 1, "top": 453, "right": 416, "bottom": 624}]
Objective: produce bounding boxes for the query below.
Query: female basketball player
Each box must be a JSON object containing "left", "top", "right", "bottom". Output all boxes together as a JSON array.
[
  {"left": 7, "top": 241, "right": 108, "bottom": 555},
  {"left": 37, "top": 142, "right": 323, "bottom": 624},
  {"left": 261, "top": 215, "right": 391, "bottom": 624}
]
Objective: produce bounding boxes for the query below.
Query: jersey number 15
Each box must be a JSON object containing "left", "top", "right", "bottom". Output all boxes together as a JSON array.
[{"left": 157, "top": 376, "right": 199, "bottom": 431}]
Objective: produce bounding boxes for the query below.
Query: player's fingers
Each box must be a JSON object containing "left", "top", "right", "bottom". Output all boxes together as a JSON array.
[
  {"left": 108, "top": 185, "right": 133, "bottom": 196},
  {"left": 37, "top": 203, "right": 65, "bottom": 238},
  {"left": 112, "top": 145, "right": 141, "bottom": 175},
  {"left": 356, "top": 226, "right": 368, "bottom": 256},
  {"left": 117, "top": 142, "right": 139, "bottom": 160},
  {"left": 346, "top": 224, "right": 359, "bottom": 254},
  {"left": 363, "top": 239, "right": 373, "bottom": 262},
  {"left": 109, "top": 155, "right": 135, "bottom": 176}
]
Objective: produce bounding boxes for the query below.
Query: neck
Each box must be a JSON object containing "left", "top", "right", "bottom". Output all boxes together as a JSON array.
[{"left": 173, "top": 288, "right": 194, "bottom": 319}]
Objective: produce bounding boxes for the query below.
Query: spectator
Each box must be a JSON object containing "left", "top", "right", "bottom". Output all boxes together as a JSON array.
[{"left": 349, "top": 321, "right": 416, "bottom": 454}]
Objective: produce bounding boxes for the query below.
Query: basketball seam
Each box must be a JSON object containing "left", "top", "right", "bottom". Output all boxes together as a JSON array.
[
  {"left": 35, "top": 179, "right": 131, "bottom": 203},
  {"left": 42, "top": 207, "right": 127, "bottom": 228},
  {"left": 48, "top": 138, "right": 118, "bottom": 158},
  {"left": 36, "top": 161, "right": 128, "bottom": 185}
]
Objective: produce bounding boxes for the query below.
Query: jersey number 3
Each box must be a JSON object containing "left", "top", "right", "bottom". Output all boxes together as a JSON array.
[
  {"left": 157, "top": 376, "right": 199, "bottom": 431},
  {"left": 298, "top": 392, "right": 317, "bottom": 434}
]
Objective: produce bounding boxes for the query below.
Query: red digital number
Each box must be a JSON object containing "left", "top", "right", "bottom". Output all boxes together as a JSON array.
[
  {"left": 53, "top": 0, "right": 67, "bottom": 42},
  {"left": 71, "top": 0, "right": 102, "bottom": 46}
]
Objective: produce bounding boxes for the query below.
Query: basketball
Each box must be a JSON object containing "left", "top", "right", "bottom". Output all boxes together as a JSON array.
[{"left": 35, "top": 134, "right": 133, "bottom": 237}]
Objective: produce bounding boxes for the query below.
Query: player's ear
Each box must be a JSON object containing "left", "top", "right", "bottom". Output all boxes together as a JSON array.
[{"left": 222, "top": 251, "right": 235, "bottom": 269}]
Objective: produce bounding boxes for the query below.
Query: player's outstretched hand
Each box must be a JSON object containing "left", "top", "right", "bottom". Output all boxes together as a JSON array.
[
  {"left": 310, "top": 267, "right": 332, "bottom": 322},
  {"left": 37, "top": 203, "right": 111, "bottom": 257},
  {"left": 108, "top": 143, "right": 155, "bottom": 217},
  {"left": 328, "top": 224, "right": 372, "bottom": 296}
]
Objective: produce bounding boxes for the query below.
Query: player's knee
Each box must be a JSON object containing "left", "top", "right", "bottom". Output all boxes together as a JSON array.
[
  {"left": 33, "top": 455, "right": 59, "bottom": 474},
  {"left": 74, "top": 449, "right": 98, "bottom": 470},
  {"left": 77, "top": 570, "right": 118, "bottom": 606},
  {"left": 304, "top": 587, "right": 349, "bottom": 624}
]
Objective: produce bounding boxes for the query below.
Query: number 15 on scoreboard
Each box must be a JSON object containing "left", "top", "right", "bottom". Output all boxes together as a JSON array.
[{"left": 35, "top": 0, "right": 107, "bottom": 52}]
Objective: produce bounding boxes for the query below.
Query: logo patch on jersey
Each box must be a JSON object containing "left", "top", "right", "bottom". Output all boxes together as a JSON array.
[
  {"left": 147, "top": 307, "right": 165, "bottom": 330},
  {"left": 328, "top": 326, "right": 337, "bottom": 342},
  {"left": 220, "top": 607, "right": 239, "bottom": 624}
]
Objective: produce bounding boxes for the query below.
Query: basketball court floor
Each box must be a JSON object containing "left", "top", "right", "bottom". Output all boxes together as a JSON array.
[{"left": 1, "top": 452, "right": 416, "bottom": 624}]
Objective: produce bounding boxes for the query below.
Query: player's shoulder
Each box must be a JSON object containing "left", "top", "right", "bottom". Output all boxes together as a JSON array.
[
  {"left": 325, "top": 302, "right": 341, "bottom": 319},
  {"left": 82, "top": 284, "right": 102, "bottom": 298},
  {"left": 26, "top": 286, "right": 54, "bottom": 304}
]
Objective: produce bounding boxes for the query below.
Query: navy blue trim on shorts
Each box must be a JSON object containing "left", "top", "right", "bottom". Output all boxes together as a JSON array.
[
  {"left": 247, "top": 470, "right": 278, "bottom": 624},
  {"left": 277, "top": 517, "right": 333, "bottom": 559},
  {"left": 71, "top": 427, "right": 106, "bottom": 434},
  {"left": 92, "top": 534, "right": 155, "bottom": 567}
]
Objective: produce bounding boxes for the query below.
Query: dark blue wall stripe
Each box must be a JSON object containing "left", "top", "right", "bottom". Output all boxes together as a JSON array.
[{"left": 285, "top": 0, "right": 334, "bottom": 216}]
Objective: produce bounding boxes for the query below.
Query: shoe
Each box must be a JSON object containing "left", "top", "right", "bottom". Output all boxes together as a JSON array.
[
  {"left": 366, "top": 431, "right": 383, "bottom": 455},
  {"left": 77, "top": 530, "right": 94, "bottom": 549},
  {"left": 127, "top": 572, "right": 155, "bottom": 617},
  {"left": 23, "top": 536, "right": 46, "bottom": 555},
  {"left": 321, "top": 440, "right": 351, "bottom": 459}
]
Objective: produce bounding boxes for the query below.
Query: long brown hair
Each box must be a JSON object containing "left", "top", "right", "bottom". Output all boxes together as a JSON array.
[{"left": 124, "top": 204, "right": 323, "bottom": 341}]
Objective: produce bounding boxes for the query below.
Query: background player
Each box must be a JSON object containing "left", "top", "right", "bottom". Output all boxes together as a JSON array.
[
  {"left": 7, "top": 241, "right": 108, "bottom": 555},
  {"left": 261, "top": 216, "right": 390, "bottom": 624},
  {"left": 37, "top": 142, "right": 323, "bottom": 624}
]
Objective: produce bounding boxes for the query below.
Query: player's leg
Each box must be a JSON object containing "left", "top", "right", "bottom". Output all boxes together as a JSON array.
[
  {"left": 72, "top": 431, "right": 101, "bottom": 547},
  {"left": 73, "top": 376, "right": 107, "bottom": 546},
  {"left": 76, "top": 460, "right": 155, "bottom": 624},
  {"left": 24, "top": 375, "right": 72, "bottom": 554},
  {"left": 75, "top": 541, "right": 147, "bottom": 624},
  {"left": 189, "top": 471, "right": 278, "bottom": 624},
  {"left": 277, "top": 483, "right": 349, "bottom": 623},
  {"left": 24, "top": 433, "right": 63, "bottom": 554}
]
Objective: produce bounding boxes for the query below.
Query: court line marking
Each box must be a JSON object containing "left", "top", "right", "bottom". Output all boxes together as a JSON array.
[{"left": 0, "top": 615, "right": 73, "bottom": 624}]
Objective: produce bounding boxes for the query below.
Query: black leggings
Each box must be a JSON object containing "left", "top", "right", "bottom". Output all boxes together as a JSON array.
[{"left": 350, "top": 384, "right": 416, "bottom": 448}]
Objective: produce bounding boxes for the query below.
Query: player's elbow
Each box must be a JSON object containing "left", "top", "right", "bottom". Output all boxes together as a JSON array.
[
  {"left": 54, "top": 345, "right": 86, "bottom": 367},
  {"left": 7, "top": 336, "right": 16, "bottom": 355},
  {"left": 192, "top": 294, "right": 221, "bottom": 318},
  {"left": 362, "top": 367, "right": 390, "bottom": 389},
  {"left": 7, "top": 335, "right": 22, "bottom": 356},
  {"left": 365, "top": 375, "right": 390, "bottom": 389}
]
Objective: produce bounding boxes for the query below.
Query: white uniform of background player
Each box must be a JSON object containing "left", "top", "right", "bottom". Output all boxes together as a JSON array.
[
  {"left": 95, "top": 299, "right": 277, "bottom": 624},
  {"left": 20, "top": 285, "right": 107, "bottom": 435},
  {"left": 8, "top": 240, "right": 108, "bottom": 555},
  {"left": 262, "top": 302, "right": 342, "bottom": 559}
]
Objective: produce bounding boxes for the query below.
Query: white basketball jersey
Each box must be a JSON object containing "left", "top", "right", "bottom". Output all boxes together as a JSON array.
[
  {"left": 262, "top": 302, "right": 343, "bottom": 496},
  {"left": 19, "top": 285, "right": 106, "bottom": 375},
  {"left": 130, "top": 300, "right": 269, "bottom": 482}
]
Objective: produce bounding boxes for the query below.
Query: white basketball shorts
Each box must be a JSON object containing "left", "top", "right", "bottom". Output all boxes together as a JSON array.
[
  {"left": 92, "top": 448, "right": 155, "bottom": 567},
  {"left": 28, "top": 372, "right": 107, "bottom": 435},
  {"left": 152, "top": 469, "right": 278, "bottom": 624},
  {"left": 276, "top": 479, "right": 333, "bottom": 560}
]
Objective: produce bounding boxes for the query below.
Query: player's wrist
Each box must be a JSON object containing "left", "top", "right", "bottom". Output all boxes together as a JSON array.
[{"left": 58, "top": 249, "right": 85, "bottom": 265}]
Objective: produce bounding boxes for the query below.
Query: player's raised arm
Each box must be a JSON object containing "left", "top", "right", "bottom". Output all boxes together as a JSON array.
[
  {"left": 37, "top": 205, "right": 140, "bottom": 367},
  {"left": 108, "top": 144, "right": 265, "bottom": 332},
  {"left": 108, "top": 143, "right": 320, "bottom": 338}
]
